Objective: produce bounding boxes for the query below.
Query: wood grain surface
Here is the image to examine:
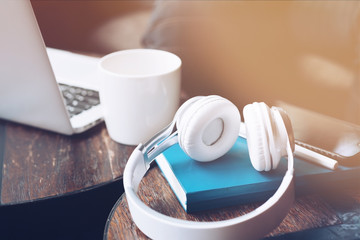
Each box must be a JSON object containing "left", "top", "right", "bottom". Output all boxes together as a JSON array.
[
  {"left": 104, "top": 166, "right": 350, "bottom": 240},
  {"left": 0, "top": 120, "right": 133, "bottom": 205},
  {"left": 1, "top": 117, "right": 359, "bottom": 240}
]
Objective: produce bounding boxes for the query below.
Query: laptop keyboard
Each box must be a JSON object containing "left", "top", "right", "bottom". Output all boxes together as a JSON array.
[{"left": 59, "top": 83, "right": 100, "bottom": 117}]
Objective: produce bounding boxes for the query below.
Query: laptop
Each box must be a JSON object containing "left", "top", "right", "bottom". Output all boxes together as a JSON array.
[{"left": 0, "top": 0, "right": 103, "bottom": 135}]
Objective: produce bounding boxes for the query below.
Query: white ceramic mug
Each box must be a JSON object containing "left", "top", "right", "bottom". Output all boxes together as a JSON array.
[{"left": 98, "top": 49, "right": 181, "bottom": 145}]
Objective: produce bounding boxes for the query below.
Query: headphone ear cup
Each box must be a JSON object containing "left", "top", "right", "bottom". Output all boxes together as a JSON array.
[
  {"left": 243, "top": 103, "right": 271, "bottom": 171},
  {"left": 270, "top": 107, "right": 295, "bottom": 168},
  {"left": 178, "top": 96, "right": 221, "bottom": 153},
  {"left": 272, "top": 106, "right": 295, "bottom": 153},
  {"left": 178, "top": 96, "right": 240, "bottom": 162}
]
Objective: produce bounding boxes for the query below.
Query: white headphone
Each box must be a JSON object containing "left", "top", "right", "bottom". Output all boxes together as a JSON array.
[{"left": 124, "top": 95, "right": 295, "bottom": 240}]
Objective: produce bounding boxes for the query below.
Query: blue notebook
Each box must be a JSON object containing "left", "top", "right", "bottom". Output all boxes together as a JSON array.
[{"left": 155, "top": 137, "right": 360, "bottom": 213}]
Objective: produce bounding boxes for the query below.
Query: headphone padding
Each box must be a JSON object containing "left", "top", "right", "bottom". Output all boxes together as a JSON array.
[
  {"left": 178, "top": 96, "right": 240, "bottom": 162},
  {"left": 175, "top": 96, "right": 204, "bottom": 130},
  {"left": 243, "top": 103, "right": 271, "bottom": 171}
]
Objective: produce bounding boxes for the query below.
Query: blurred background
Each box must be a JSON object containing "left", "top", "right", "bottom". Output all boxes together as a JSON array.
[{"left": 31, "top": 0, "right": 360, "bottom": 125}]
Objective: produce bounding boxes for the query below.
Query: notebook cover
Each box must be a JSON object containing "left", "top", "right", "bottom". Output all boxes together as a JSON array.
[{"left": 155, "top": 136, "right": 360, "bottom": 213}]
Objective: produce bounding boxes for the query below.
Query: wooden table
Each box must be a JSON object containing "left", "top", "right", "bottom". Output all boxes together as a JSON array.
[
  {"left": 0, "top": 120, "right": 133, "bottom": 240},
  {"left": 2, "top": 118, "right": 359, "bottom": 240},
  {"left": 104, "top": 162, "right": 360, "bottom": 239}
]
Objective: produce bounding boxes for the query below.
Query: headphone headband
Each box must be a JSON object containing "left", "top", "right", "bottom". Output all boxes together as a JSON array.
[{"left": 123, "top": 139, "right": 294, "bottom": 240}]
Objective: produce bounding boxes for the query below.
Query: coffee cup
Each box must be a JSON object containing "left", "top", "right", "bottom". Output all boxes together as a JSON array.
[{"left": 98, "top": 49, "right": 181, "bottom": 145}]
